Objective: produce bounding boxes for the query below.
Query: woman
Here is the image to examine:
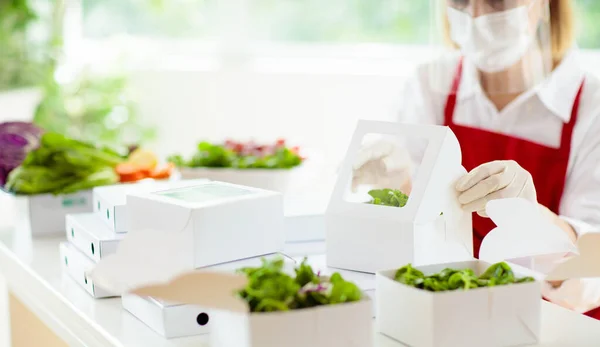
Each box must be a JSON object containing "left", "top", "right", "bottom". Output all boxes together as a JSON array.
[{"left": 354, "top": 0, "right": 600, "bottom": 318}]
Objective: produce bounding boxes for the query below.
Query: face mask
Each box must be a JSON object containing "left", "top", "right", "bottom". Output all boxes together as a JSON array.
[{"left": 447, "top": 2, "right": 537, "bottom": 73}]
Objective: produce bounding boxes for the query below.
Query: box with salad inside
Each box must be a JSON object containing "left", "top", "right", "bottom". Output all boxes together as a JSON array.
[
  {"left": 376, "top": 261, "right": 541, "bottom": 347},
  {"left": 167, "top": 139, "right": 304, "bottom": 193},
  {"left": 122, "top": 257, "right": 373, "bottom": 347},
  {"left": 326, "top": 121, "right": 473, "bottom": 273},
  {"left": 0, "top": 121, "right": 174, "bottom": 235}
]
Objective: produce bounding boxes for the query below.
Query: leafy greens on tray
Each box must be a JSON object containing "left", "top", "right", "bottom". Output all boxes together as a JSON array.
[
  {"left": 4, "top": 132, "right": 125, "bottom": 195},
  {"left": 237, "top": 257, "right": 362, "bottom": 312},
  {"left": 168, "top": 139, "right": 303, "bottom": 170},
  {"left": 394, "top": 262, "right": 535, "bottom": 292}
]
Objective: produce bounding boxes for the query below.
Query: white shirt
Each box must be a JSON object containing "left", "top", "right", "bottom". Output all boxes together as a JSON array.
[{"left": 397, "top": 50, "right": 600, "bottom": 237}]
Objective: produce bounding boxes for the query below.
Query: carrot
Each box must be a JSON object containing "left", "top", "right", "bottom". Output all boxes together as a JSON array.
[
  {"left": 119, "top": 171, "right": 147, "bottom": 183},
  {"left": 116, "top": 162, "right": 140, "bottom": 176},
  {"left": 149, "top": 163, "right": 175, "bottom": 180}
]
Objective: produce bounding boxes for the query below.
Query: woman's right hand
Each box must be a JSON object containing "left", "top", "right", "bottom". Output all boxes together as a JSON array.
[{"left": 351, "top": 140, "right": 413, "bottom": 194}]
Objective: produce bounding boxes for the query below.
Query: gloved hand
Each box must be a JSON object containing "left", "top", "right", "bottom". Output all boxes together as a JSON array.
[
  {"left": 351, "top": 140, "right": 413, "bottom": 193},
  {"left": 455, "top": 160, "right": 537, "bottom": 217}
]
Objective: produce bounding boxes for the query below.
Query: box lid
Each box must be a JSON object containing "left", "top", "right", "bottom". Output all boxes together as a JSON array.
[
  {"left": 327, "top": 120, "right": 467, "bottom": 225},
  {"left": 479, "top": 198, "right": 598, "bottom": 281},
  {"left": 93, "top": 179, "right": 210, "bottom": 207}
]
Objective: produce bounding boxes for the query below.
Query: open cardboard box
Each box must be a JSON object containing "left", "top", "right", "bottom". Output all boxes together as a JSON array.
[
  {"left": 92, "top": 179, "right": 209, "bottom": 233},
  {"left": 20, "top": 190, "right": 93, "bottom": 236},
  {"left": 376, "top": 198, "right": 588, "bottom": 347},
  {"left": 90, "top": 237, "right": 374, "bottom": 347},
  {"left": 327, "top": 121, "right": 473, "bottom": 273},
  {"left": 120, "top": 254, "right": 298, "bottom": 339},
  {"left": 126, "top": 181, "right": 285, "bottom": 268}
]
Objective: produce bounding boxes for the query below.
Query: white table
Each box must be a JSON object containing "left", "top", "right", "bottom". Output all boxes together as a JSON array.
[{"left": 1, "top": 225, "right": 600, "bottom": 346}]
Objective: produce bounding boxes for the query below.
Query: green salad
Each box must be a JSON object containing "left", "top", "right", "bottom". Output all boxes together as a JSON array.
[
  {"left": 168, "top": 139, "right": 303, "bottom": 170},
  {"left": 367, "top": 189, "right": 409, "bottom": 207},
  {"left": 236, "top": 257, "right": 362, "bottom": 312},
  {"left": 5, "top": 133, "right": 124, "bottom": 195},
  {"left": 394, "top": 262, "right": 535, "bottom": 292}
]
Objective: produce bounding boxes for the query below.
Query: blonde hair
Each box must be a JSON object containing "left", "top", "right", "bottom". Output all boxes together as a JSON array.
[{"left": 442, "top": 0, "right": 576, "bottom": 66}]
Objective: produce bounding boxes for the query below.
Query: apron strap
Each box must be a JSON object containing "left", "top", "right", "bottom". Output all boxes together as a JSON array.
[{"left": 443, "top": 58, "right": 464, "bottom": 126}]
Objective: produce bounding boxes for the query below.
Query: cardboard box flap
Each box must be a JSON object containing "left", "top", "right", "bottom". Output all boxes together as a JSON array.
[
  {"left": 89, "top": 227, "right": 195, "bottom": 294},
  {"left": 328, "top": 120, "right": 465, "bottom": 224},
  {"left": 479, "top": 198, "right": 578, "bottom": 262},
  {"left": 131, "top": 272, "right": 249, "bottom": 313},
  {"left": 479, "top": 198, "right": 600, "bottom": 281},
  {"left": 545, "top": 233, "right": 600, "bottom": 281}
]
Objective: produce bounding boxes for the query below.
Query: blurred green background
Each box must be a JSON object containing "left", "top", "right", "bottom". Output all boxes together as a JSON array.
[{"left": 2, "top": 0, "right": 600, "bottom": 148}]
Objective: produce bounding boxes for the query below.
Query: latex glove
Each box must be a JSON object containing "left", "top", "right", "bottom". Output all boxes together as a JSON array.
[
  {"left": 351, "top": 140, "right": 413, "bottom": 193},
  {"left": 455, "top": 160, "right": 537, "bottom": 217}
]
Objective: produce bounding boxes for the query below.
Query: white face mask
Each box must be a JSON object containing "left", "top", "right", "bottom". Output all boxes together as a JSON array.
[{"left": 447, "top": 2, "right": 537, "bottom": 73}]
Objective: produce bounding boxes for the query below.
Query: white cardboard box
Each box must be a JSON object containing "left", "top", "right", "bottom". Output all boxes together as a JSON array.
[
  {"left": 92, "top": 179, "right": 209, "bottom": 233},
  {"left": 25, "top": 190, "right": 93, "bottom": 236},
  {"left": 122, "top": 295, "right": 211, "bottom": 339},
  {"left": 66, "top": 213, "right": 123, "bottom": 262},
  {"left": 120, "top": 254, "right": 298, "bottom": 339},
  {"left": 210, "top": 299, "right": 373, "bottom": 347},
  {"left": 326, "top": 121, "right": 473, "bottom": 273},
  {"left": 126, "top": 181, "right": 285, "bottom": 268},
  {"left": 59, "top": 242, "right": 116, "bottom": 298},
  {"left": 376, "top": 260, "right": 542, "bottom": 347}
]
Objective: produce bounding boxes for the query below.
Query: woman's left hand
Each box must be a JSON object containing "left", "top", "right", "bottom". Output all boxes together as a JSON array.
[{"left": 455, "top": 160, "right": 537, "bottom": 217}]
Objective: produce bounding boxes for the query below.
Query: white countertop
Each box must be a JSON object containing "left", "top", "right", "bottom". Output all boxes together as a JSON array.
[{"left": 1, "top": 195, "right": 600, "bottom": 346}]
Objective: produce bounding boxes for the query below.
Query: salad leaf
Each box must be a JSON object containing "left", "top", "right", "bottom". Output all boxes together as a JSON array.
[
  {"left": 394, "top": 262, "right": 535, "bottom": 292},
  {"left": 367, "top": 189, "right": 409, "bottom": 207},
  {"left": 5, "top": 132, "right": 123, "bottom": 195},
  {"left": 237, "top": 257, "right": 363, "bottom": 312}
]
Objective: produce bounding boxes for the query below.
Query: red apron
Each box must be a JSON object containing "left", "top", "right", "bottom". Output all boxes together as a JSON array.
[{"left": 444, "top": 61, "right": 600, "bottom": 320}]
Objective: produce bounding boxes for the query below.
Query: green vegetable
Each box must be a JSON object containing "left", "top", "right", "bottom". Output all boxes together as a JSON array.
[
  {"left": 5, "top": 133, "right": 124, "bottom": 195},
  {"left": 393, "top": 262, "right": 535, "bottom": 292},
  {"left": 237, "top": 257, "right": 362, "bottom": 312},
  {"left": 367, "top": 189, "right": 409, "bottom": 207},
  {"left": 168, "top": 140, "right": 303, "bottom": 170}
]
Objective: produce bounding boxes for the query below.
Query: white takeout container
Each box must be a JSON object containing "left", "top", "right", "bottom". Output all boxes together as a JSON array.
[
  {"left": 122, "top": 295, "right": 211, "bottom": 339},
  {"left": 121, "top": 254, "right": 297, "bottom": 339},
  {"left": 60, "top": 242, "right": 116, "bottom": 298},
  {"left": 326, "top": 121, "right": 473, "bottom": 273},
  {"left": 66, "top": 213, "right": 123, "bottom": 262},
  {"left": 376, "top": 260, "right": 541, "bottom": 347},
  {"left": 22, "top": 190, "right": 93, "bottom": 236},
  {"left": 126, "top": 181, "right": 285, "bottom": 268},
  {"left": 178, "top": 167, "right": 298, "bottom": 193},
  {"left": 92, "top": 179, "right": 209, "bottom": 233},
  {"left": 210, "top": 299, "right": 373, "bottom": 347}
]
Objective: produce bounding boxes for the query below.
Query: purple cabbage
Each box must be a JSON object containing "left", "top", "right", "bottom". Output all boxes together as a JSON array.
[{"left": 0, "top": 122, "right": 44, "bottom": 186}]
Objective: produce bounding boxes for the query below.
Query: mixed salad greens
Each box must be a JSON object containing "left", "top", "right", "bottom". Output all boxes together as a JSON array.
[
  {"left": 367, "top": 189, "right": 409, "bottom": 207},
  {"left": 1, "top": 122, "right": 174, "bottom": 195},
  {"left": 168, "top": 139, "right": 304, "bottom": 170},
  {"left": 237, "top": 257, "right": 362, "bottom": 312},
  {"left": 394, "top": 262, "right": 535, "bottom": 292},
  {"left": 5, "top": 132, "right": 125, "bottom": 195}
]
